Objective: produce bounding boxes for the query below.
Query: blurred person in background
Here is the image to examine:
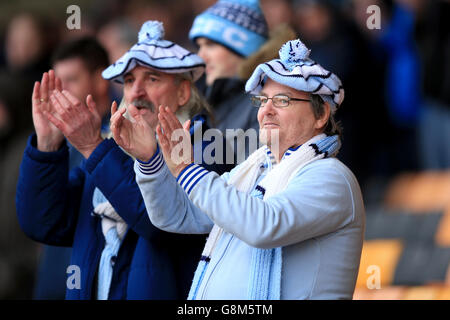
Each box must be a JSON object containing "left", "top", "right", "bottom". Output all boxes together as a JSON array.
[
  {"left": 260, "top": 0, "right": 294, "bottom": 31},
  {"left": 0, "top": 6, "right": 77, "bottom": 301},
  {"left": 97, "top": 19, "right": 137, "bottom": 64},
  {"left": 30, "top": 37, "right": 114, "bottom": 300},
  {"left": 96, "top": 19, "right": 138, "bottom": 101},
  {"left": 413, "top": 0, "right": 450, "bottom": 169},
  {"left": 349, "top": 0, "right": 450, "bottom": 173},
  {"left": 190, "top": 0, "right": 295, "bottom": 162},
  {"left": 373, "top": 0, "right": 422, "bottom": 174},
  {"left": 348, "top": 0, "right": 425, "bottom": 178},
  {"left": 0, "top": 72, "right": 37, "bottom": 299},
  {"left": 84, "top": 0, "right": 126, "bottom": 32},
  {"left": 292, "top": 0, "right": 388, "bottom": 188},
  {"left": 4, "top": 11, "right": 58, "bottom": 83},
  {"left": 123, "top": 0, "right": 188, "bottom": 46}
]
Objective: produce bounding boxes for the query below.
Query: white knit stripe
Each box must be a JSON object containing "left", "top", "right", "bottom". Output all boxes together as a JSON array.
[
  {"left": 186, "top": 170, "right": 209, "bottom": 196},
  {"left": 198, "top": 146, "right": 269, "bottom": 262},
  {"left": 260, "top": 134, "right": 327, "bottom": 199},
  {"left": 228, "top": 146, "right": 268, "bottom": 193},
  {"left": 177, "top": 163, "right": 196, "bottom": 184},
  {"left": 139, "top": 157, "right": 163, "bottom": 174},
  {"left": 178, "top": 164, "right": 208, "bottom": 193},
  {"left": 268, "top": 61, "right": 332, "bottom": 80},
  {"left": 263, "top": 60, "right": 344, "bottom": 95},
  {"left": 139, "top": 160, "right": 165, "bottom": 175},
  {"left": 178, "top": 164, "right": 202, "bottom": 190},
  {"left": 133, "top": 43, "right": 192, "bottom": 59},
  {"left": 138, "top": 151, "right": 165, "bottom": 175},
  {"left": 295, "top": 64, "right": 329, "bottom": 77},
  {"left": 201, "top": 224, "right": 223, "bottom": 257},
  {"left": 311, "top": 82, "right": 337, "bottom": 96}
]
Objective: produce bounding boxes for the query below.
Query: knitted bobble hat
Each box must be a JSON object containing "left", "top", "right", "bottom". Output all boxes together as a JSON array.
[
  {"left": 189, "top": 0, "right": 268, "bottom": 57},
  {"left": 103, "top": 21, "right": 205, "bottom": 83},
  {"left": 245, "top": 39, "right": 345, "bottom": 111}
]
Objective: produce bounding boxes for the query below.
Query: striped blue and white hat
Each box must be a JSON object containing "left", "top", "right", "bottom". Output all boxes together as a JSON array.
[
  {"left": 245, "top": 39, "right": 345, "bottom": 111},
  {"left": 102, "top": 21, "right": 205, "bottom": 83},
  {"left": 189, "top": 0, "right": 268, "bottom": 57}
]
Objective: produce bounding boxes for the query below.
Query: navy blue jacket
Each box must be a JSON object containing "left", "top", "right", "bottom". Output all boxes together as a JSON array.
[{"left": 16, "top": 115, "right": 233, "bottom": 300}]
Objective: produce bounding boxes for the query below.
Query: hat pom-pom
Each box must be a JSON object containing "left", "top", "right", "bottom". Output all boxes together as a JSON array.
[
  {"left": 138, "top": 21, "right": 165, "bottom": 43},
  {"left": 279, "top": 39, "right": 311, "bottom": 68}
]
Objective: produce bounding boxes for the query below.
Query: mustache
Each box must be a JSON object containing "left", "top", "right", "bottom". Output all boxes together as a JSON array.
[
  {"left": 261, "top": 117, "right": 278, "bottom": 125},
  {"left": 128, "top": 99, "right": 155, "bottom": 112}
]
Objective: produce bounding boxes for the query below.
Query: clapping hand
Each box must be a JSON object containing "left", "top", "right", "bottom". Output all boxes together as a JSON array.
[
  {"left": 157, "top": 105, "right": 193, "bottom": 177},
  {"left": 110, "top": 102, "right": 157, "bottom": 162},
  {"left": 43, "top": 90, "right": 103, "bottom": 159},
  {"left": 32, "top": 70, "right": 64, "bottom": 152}
]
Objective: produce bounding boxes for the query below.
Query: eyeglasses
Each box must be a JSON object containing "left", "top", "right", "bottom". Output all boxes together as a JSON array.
[{"left": 250, "top": 94, "right": 311, "bottom": 108}]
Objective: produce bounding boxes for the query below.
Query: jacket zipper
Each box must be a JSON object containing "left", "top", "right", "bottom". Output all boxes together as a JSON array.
[{"left": 200, "top": 234, "right": 234, "bottom": 299}]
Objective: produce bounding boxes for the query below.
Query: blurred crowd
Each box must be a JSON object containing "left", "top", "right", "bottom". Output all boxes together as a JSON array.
[{"left": 0, "top": 0, "right": 449, "bottom": 299}]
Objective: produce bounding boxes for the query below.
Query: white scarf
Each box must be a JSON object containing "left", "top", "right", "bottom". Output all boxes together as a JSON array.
[
  {"left": 188, "top": 133, "right": 341, "bottom": 299},
  {"left": 93, "top": 201, "right": 128, "bottom": 241}
]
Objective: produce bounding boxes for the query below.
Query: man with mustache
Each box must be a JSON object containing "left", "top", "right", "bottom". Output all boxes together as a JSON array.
[
  {"left": 16, "top": 21, "right": 230, "bottom": 299},
  {"left": 111, "top": 39, "right": 365, "bottom": 299}
]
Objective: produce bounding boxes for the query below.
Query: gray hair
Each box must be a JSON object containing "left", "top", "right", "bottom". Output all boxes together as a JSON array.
[
  {"left": 310, "top": 94, "right": 342, "bottom": 138},
  {"left": 174, "top": 73, "right": 214, "bottom": 121}
]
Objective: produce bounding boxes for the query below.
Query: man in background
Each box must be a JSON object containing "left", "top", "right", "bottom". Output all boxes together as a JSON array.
[{"left": 30, "top": 37, "right": 113, "bottom": 299}]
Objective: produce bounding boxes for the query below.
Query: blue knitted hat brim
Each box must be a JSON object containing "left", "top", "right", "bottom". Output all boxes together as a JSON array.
[
  {"left": 191, "top": 36, "right": 247, "bottom": 58},
  {"left": 189, "top": 12, "right": 267, "bottom": 57}
]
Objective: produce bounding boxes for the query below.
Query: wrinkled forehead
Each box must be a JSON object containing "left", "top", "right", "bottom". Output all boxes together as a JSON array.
[{"left": 124, "top": 65, "right": 173, "bottom": 79}]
